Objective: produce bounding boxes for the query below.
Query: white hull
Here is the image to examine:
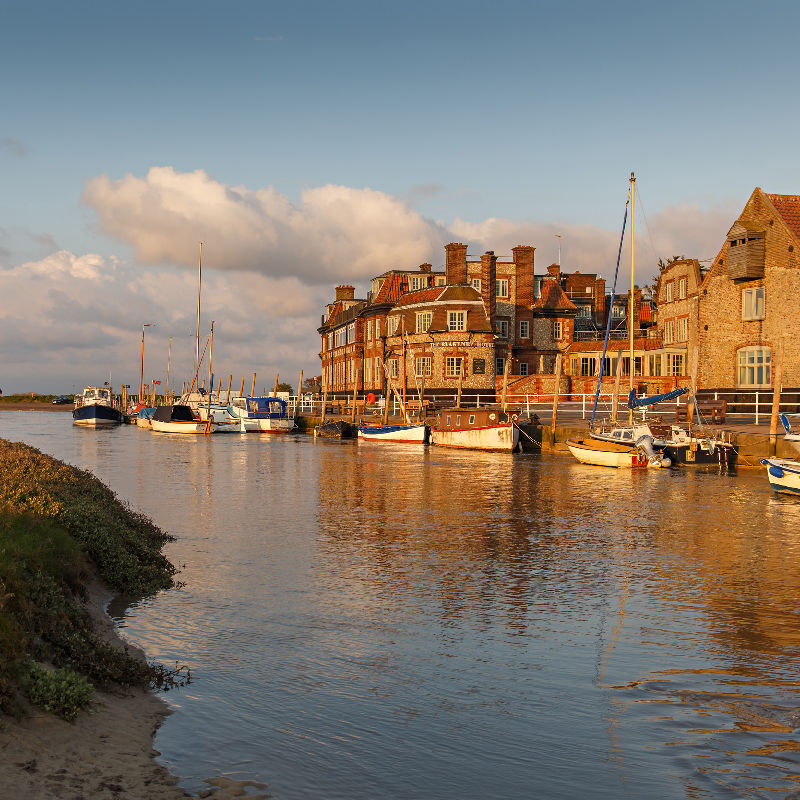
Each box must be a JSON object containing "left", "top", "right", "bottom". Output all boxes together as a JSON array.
[
  {"left": 151, "top": 420, "right": 217, "bottom": 434},
  {"left": 73, "top": 418, "right": 119, "bottom": 427},
  {"left": 431, "top": 424, "right": 518, "bottom": 452},
  {"left": 358, "top": 424, "right": 427, "bottom": 443},
  {"left": 761, "top": 458, "right": 800, "bottom": 495},
  {"left": 239, "top": 418, "right": 294, "bottom": 433},
  {"left": 566, "top": 438, "right": 650, "bottom": 469}
]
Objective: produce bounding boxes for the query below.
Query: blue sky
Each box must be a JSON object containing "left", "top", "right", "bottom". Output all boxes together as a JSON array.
[{"left": 1, "top": 0, "right": 799, "bottom": 392}]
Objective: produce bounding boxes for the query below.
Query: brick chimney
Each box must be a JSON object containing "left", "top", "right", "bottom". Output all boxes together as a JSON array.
[
  {"left": 546, "top": 263, "right": 561, "bottom": 280},
  {"left": 335, "top": 285, "right": 355, "bottom": 301},
  {"left": 419, "top": 263, "right": 432, "bottom": 272},
  {"left": 480, "top": 250, "right": 497, "bottom": 329},
  {"left": 445, "top": 242, "right": 468, "bottom": 285},
  {"left": 513, "top": 245, "right": 535, "bottom": 342}
]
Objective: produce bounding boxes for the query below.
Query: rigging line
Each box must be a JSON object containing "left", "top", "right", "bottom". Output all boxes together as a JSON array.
[
  {"left": 590, "top": 193, "right": 630, "bottom": 425},
  {"left": 633, "top": 183, "right": 661, "bottom": 281}
]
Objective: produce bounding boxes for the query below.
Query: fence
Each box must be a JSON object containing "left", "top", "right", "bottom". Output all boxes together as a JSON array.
[{"left": 287, "top": 388, "right": 800, "bottom": 426}]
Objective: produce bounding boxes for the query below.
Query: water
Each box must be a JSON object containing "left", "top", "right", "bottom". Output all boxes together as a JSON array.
[{"left": 3, "top": 411, "right": 800, "bottom": 799}]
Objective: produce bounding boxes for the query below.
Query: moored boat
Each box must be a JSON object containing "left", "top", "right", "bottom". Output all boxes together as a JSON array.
[
  {"left": 72, "top": 386, "right": 124, "bottom": 427},
  {"left": 431, "top": 408, "right": 519, "bottom": 452},
  {"left": 150, "top": 404, "right": 217, "bottom": 434},
  {"left": 566, "top": 436, "right": 654, "bottom": 468},
  {"left": 780, "top": 414, "right": 800, "bottom": 455},
  {"left": 760, "top": 458, "right": 800, "bottom": 495},
  {"left": 228, "top": 396, "right": 295, "bottom": 433},
  {"left": 314, "top": 420, "right": 355, "bottom": 439},
  {"left": 358, "top": 422, "right": 428, "bottom": 444}
]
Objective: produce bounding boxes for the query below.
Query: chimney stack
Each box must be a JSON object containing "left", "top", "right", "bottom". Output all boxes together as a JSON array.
[
  {"left": 480, "top": 250, "right": 497, "bottom": 329},
  {"left": 335, "top": 285, "right": 355, "bottom": 301},
  {"left": 445, "top": 242, "right": 468, "bottom": 285}
]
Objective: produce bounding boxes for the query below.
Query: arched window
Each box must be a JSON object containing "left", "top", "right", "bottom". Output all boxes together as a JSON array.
[{"left": 737, "top": 346, "right": 771, "bottom": 387}]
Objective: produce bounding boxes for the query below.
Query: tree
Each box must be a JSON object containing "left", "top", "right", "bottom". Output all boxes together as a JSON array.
[{"left": 276, "top": 382, "right": 292, "bottom": 394}]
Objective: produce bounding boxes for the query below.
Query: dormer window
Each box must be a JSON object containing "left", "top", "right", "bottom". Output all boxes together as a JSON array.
[{"left": 727, "top": 221, "right": 765, "bottom": 279}]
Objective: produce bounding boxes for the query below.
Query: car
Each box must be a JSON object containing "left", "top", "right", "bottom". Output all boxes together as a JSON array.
[{"left": 52, "top": 395, "right": 72, "bottom": 405}]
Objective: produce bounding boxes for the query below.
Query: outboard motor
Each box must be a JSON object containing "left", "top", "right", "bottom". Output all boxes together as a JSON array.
[{"left": 636, "top": 433, "right": 671, "bottom": 468}]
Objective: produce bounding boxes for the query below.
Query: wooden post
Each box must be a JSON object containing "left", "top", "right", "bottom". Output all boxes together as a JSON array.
[
  {"left": 770, "top": 339, "right": 784, "bottom": 456},
  {"left": 251, "top": 372, "right": 257, "bottom": 396},
  {"left": 687, "top": 345, "right": 699, "bottom": 437},
  {"left": 320, "top": 370, "right": 328, "bottom": 425},
  {"left": 383, "top": 362, "right": 391, "bottom": 423},
  {"left": 551, "top": 352, "right": 562, "bottom": 444},
  {"left": 239, "top": 376, "right": 245, "bottom": 398},
  {"left": 297, "top": 369, "right": 303, "bottom": 412},
  {"left": 456, "top": 357, "right": 464, "bottom": 408},
  {"left": 350, "top": 369, "right": 359, "bottom": 423},
  {"left": 611, "top": 348, "right": 624, "bottom": 424},
  {"left": 273, "top": 373, "right": 279, "bottom": 396},
  {"left": 501, "top": 351, "right": 511, "bottom": 411},
  {"left": 225, "top": 375, "right": 232, "bottom": 404}
]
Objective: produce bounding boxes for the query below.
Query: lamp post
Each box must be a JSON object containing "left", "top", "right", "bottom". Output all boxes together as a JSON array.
[{"left": 140, "top": 323, "right": 153, "bottom": 400}]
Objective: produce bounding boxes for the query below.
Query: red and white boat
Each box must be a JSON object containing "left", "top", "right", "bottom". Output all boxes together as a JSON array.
[{"left": 431, "top": 408, "right": 519, "bottom": 452}]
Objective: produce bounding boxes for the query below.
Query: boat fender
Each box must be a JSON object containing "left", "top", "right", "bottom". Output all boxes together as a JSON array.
[
  {"left": 511, "top": 413, "right": 518, "bottom": 421},
  {"left": 769, "top": 465, "right": 785, "bottom": 479},
  {"left": 366, "top": 393, "right": 376, "bottom": 405}
]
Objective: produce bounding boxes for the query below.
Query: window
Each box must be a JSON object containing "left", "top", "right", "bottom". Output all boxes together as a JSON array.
[
  {"left": 663, "top": 319, "right": 674, "bottom": 345},
  {"left": 471, "top": 278, "right": 482, "bottom": 292},
  {"left": 416, "top": 312, "right": 432, "bottom": 333},
  {"left": 665, "top": 282, "right": 674, "bottom": 303},
  {"left": 737, "top": 346, "right": 771, "bottom": 386},
  {"left": 448, "top": 311, "right": 465, "bottom": 331},
  {"left": 742, "top": 287, "right": 765, "bottom": 320},
  {"left": 389, "top": 358, "right": 399, "bottom": 379},
  {"left": 335, "top": 327, "right": 346, "bottom": 347},
  {"left": 435, "top": 276, "right": 446, "bottom": 286},
  {"left": 327, "top": 332, "right": 333, "bottom": 350},
  {"left": 578, "top": 305, "right": 592, "bottom": 318},
  {"left": 612, "top": 305, "right": 624, "bottom": 319},
  {"left": 347, "top": 323, "right": 355, "bottom": 343},
  {"left": 519, "top": 362, "right": 529, "bottom": 376},
  {"left": 496, "top": 279, "right": 509, "bottom": 298},
  {"left": 375, "top": 318, "right": 381, "bottom": 338},
  {"left": 387, "top": 316, "right": 399, "bottom": 336},
  {"left": 496, "top": 319, "right": 509, "bottom": 338},
  {"left": 473, "top": 358, "right": 485, "bottom": 374},
  {"left": 415, "top": 356, "right": 431, "bottom": 377},
  {"left": 552, "top": 320, "right": 563, "bottom": 340},
  {"left": 677, "top": 317, "right": 689, "bottom": 342},
  {"left": 519, "top": 319, "right": 530, "bottom": 338},
  {"left": 667, "top": 354, "right": 685, "bottom": 377},
  {"left": 469, "top": 415, "right": 476, "bottom": 425},
  {"left": 496, "top": 357, "right": 505, "bottom": 375},
  {"left": 678, "top": 278, "right": 687, "bottom": 299},
  {"left": 409, "top": 275, "right": 427, "bottom": 291},
  {"left": 579, "top": 357, "right": 596, "bottom": 377},
  {"left": 366, "top": 320, "right": 373, "bottom": 341},
  {"left": 648, "top": 354, "right": 662, "bottom": 376},
  {"left": 446, "top": 356, "right": 463, "bottom": 377}
]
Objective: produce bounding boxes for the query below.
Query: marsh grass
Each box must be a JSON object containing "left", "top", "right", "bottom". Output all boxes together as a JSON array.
[{"left": 0, "top": 439, "right": 189, "bottom": 720}]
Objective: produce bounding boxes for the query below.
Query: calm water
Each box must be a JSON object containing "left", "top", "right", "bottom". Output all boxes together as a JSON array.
[{"left": 3, "top": 411, "right": 800, "bottom": 799}]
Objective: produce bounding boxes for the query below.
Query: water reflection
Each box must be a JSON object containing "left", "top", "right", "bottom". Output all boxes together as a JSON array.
[{"left": 2, "top": 412, "right": 800, "bottom": 799}]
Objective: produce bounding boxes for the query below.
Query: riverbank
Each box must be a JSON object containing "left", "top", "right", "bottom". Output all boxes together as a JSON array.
[{"left": 0, "top": 439, "right": 190, "bottom": 798}]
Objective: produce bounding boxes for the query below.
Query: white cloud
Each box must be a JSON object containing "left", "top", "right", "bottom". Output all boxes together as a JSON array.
[
  {"left": 83, "top": 167, "right": 447, "bottom": 284},
  {"left": 6, "top": 250, "right": 118, "bottom": 281}
]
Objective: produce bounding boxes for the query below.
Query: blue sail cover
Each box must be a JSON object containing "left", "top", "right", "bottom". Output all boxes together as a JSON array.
[{"left": 627, "top": 387, "right": 688, "bottom": 409}]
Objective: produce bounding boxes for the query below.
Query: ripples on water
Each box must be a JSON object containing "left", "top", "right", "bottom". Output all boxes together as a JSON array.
[{"left": 3, "top": 412, "right": 800, "bottom": 799}]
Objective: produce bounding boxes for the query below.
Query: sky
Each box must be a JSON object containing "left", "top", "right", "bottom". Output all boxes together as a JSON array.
[{"left": 1, "top": 0, "right": 799, "bottom": 393}]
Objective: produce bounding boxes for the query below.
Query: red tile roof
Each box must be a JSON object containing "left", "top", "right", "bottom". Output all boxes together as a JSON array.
[
  {"left": 533, "top": 279, "right": 578, "bottom": 311},
  {"left": 639, "top": 303, "right": 655, "bottom": 324},
  {"left": 372, "top": 272, "right": 409, "bottom": 305},
  {"left": 767, "top": 193, "right": 800, "bottom": 243}
]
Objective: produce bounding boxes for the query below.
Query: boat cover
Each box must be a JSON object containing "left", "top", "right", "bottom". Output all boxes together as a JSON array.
[
  {"left": 627, "top": 387, "right": 688, "bottom": 409},
  {"left": 153, "top": 405, "right": 196, "bottom": 422}
]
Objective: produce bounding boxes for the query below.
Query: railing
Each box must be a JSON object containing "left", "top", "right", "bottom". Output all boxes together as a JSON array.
[{"left": 286, "top": 388, "right": 800, "bottom": 426}]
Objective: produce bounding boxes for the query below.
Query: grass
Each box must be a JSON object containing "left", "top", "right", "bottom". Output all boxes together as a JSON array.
[
  {"left": 0, "top": 439, "right": 188, "bottom": 720},
  {"left": 0, "top": 394, "right": 70, "bottom": 404}
]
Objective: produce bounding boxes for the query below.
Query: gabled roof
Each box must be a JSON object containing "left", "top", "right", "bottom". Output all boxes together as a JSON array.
[
  {"left": 766, "top": 193, "right": 800, "bottom": 243},
  {"left": 437, "top": 285, "right": 482, "bottom": 302},
  {"left": 533, "top": 279, "right": 578, "bottom": 311},
  {"left": 371, "top": 272, "right": 409, "bottom": 306}
]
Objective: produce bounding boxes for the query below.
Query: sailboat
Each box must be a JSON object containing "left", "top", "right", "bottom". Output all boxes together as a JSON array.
[
  {"left": 566, "top": 174, "right": 669, "bottom": 468},
  {"left": 760, "top": 414, "right": 800, "bottom": 495}
]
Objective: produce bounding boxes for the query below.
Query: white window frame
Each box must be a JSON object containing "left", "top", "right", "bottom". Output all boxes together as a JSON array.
[
  {"left": 366, "top": 320, "right": 373, "bottom": 341},
  {"left": 387, "top": 316, "right": 399, "bottom": 336},
  {"left": 737, "top": 346, "right": 771, "bottom": 387},
  {"left": 519, "top": 319, "right": 530, "bottom": 338},
  {"left": 409, "top": 275, "right": 426, "bottom": 291},
  {"left": 665, "top": 282, "right": 674, "bottom": 303},
  {"left": 445, "top": 356, "right": 463, "bottom": 377},
  {"left": 416, "top": 311, "right": 432, "bottom": 333},
  {"left": 389, "top": 358, "right": 399, "bottom": 379},
  {"left": 667, "top": 354, "right": 685, "bottom": 377},
  {"left": 415, "top": 356, "right": 431, "bottom": 377},
  {"left": 552, "top": 320, "right": 563, "bottom": 340},
  {"left": 742, "top": 287, "right": 765, "bottom": 321},
  {"left": 663, "top": 319, "right": 674, "bottom": 345},
  {"left": 496, "top": 278, "right": 509, "bottom": 298},
  {"left": 347, "top": 323, "right": 356, "bottom": 344},
  {"left": 495, "top": 357, "right": 505, "bottom": 375},
  {"left": 496, "top": 319, "right": 509, "bottom": 338},
  {"left": 519, "top": 362, "right": 529, "bottom": 376},
  {"left": 471, "top": 278, "right": 482, "bottom": 292},
  {"left": 335, "top": 327, "right": 346, "bottom": 347},
  {"left": 677, "top": 317, "right": 689, "bottom": 342},
  {"left": 678, "top": 277, "right": 687, "bottom": 299},
  {"left": 448, "top": 311, "right": 465, "bottom": 331}
]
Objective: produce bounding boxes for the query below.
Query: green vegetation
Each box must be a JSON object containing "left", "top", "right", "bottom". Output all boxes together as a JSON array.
[
  {"left": 0, "top": 394, "right": 70, "bottom": 404},
  {"left": 0, "top": 439, "right": 188, "bottom": 721}
]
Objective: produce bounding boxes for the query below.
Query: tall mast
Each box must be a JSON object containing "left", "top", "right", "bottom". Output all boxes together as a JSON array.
[
  {"left": 166, "top": 337, "right": 172, "bottom": 401},
  {"left": 628, "top": 172, "right": 636, "bottom": 425},
  {"left": 195, "top": 242, "right": 203, "bottom": 374},
  {"left": 208, "top": 321, "right": 214, "bottom": 393}
]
